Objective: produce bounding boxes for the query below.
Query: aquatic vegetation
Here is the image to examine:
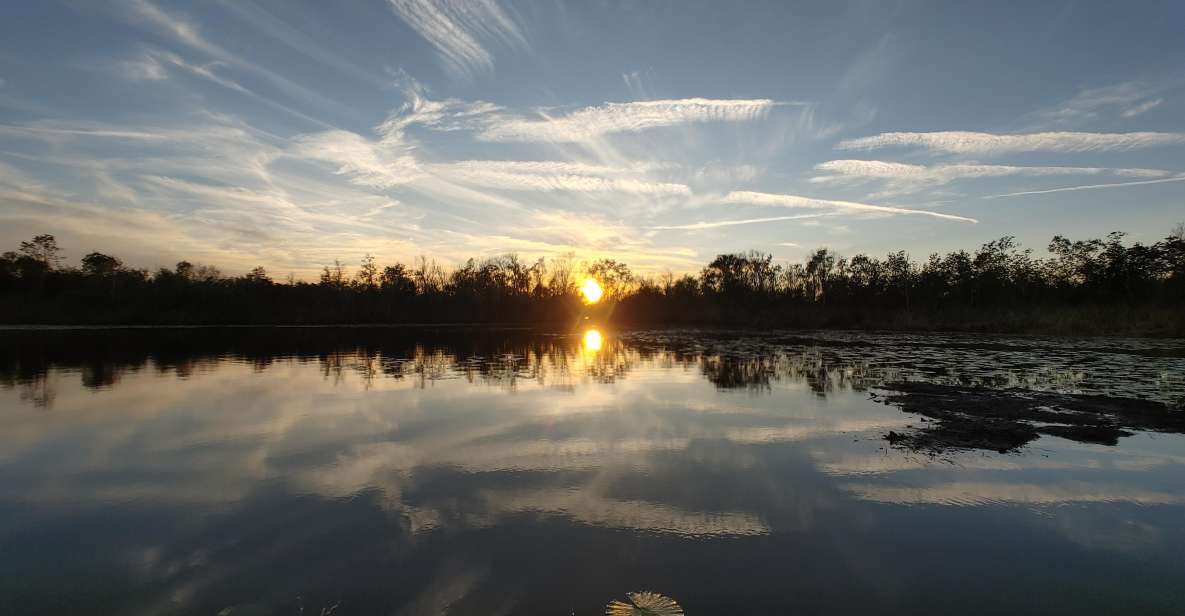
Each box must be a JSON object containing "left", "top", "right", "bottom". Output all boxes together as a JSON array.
[
  {"left": 876, "top": 382, "right": 1185, "bottom": 453},
  {"left": 606, "top": 591, "right": 684, "bottom": 616}
]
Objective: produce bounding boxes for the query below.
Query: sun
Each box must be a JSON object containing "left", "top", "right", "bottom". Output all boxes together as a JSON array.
[
  {"left": 580, "top": 278, "right": 604, "bottom": 304},
  {"left": 582, "top": 328, "right": 603, "bottom": 352}
]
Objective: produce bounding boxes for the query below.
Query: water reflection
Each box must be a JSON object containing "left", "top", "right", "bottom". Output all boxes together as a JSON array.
[
  {"left": 1, "top": 327, "right": 1184, "bottom": 614},
  {"left": 583, "top": 328, "right": 604, "bottom": 353},
  {"left": 7, "top": 328, "right": 1181, "bottom": 403}
]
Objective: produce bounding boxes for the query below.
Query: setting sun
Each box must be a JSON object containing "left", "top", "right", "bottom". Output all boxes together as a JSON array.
[
  {"left": 582, "top": 328, "right": 603, "bottom": 352},
  {"left": 580, "top": 278, "right": 604, "bottom": 304}
]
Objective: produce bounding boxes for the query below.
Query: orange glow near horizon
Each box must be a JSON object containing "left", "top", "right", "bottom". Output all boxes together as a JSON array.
[
  {"left": 580, "top": 278, "right": 604, "bottom": 304},
  {"left": 582, "top": 328, "right": 603, "bottom": 352}
]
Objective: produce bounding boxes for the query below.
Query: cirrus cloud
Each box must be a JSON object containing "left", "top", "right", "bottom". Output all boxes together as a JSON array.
[
  {"left": 723, "top": 191, "right": 978, "bottom": 223},
  {"left": 837, "top": 131, "right": 1185, "bottom": 154},
  {"left": 811, "top": 159, "right": 1171, "bottom": 197},
  {"left": 291, "top": 130, "right": 421, "bottom": 188},
  {"left": 386, "top": 0, "right": 527, "bottom": 78},
  {"left": 477, "top": 98, "right": 783, "bottom": 143},
  {"left": 433, "top": 160, "right": 690, "bottom": 195}
]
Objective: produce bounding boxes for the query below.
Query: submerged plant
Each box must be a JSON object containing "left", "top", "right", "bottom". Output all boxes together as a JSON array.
[{"left": 605, "top": 591, "right": 684, "bottom": 616}]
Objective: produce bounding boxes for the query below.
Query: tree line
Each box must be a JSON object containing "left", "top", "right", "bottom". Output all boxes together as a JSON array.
[{"left": 1, "top": 226, "right": 1182, "bottom": 333}]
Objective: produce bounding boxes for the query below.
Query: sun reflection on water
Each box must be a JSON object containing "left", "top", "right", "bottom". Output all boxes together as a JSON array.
[{"left": 582, "top": 329, "right": 604, "bottom": 353}]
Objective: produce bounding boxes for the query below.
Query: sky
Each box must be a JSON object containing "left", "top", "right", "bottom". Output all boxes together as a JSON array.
[{"left": 1, "top": 0, "right": 1183, "bottom": 278}]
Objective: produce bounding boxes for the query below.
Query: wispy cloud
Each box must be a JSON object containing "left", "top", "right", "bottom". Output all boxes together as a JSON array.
[
  {"left": 0, "top": 114, "right": 448, "bottom": 275},
  {"left": 117, "top": 53, "right": 168, "bottom": 81},
  {"left": 291, "top": 130, "right": 420, "bottom": 188},
  {"left": 723, "top": 191, "right": 978, "bottom": 223},
  {"left": 621, "top": 70, "right": 654, "bottom": 99},
  {"left": 811, "top": 159, "right": 1170, "bottom": 196},
  {"left": 440, "top": 161, "right": 657, "bottom": 176},
  {"left": 219, "top": 1, "right": 391, "bottom": 88},
  {"left": 983, "top": 174, "right": 1185, "bottom": 199},
  {"left": 0, "top": 123, "right": 169, "bottom": 140},
  {"left": 2, "top": 151, "right": 415, "bottom": 275},
  {"left": 652, "top": 214, "right": 829, "bottom": 230},
  {"left": 293, "top": 113, "right": 690, "bottom": 195},
  {"left": 1034, "top": 81, "right": 1168, "bottom": 125},
  {"left": 477, "top": 98, "right": 782, "bottom": 142},
  {"left": 368, "top": 90, "right": 783, "bottom": 195},
  {"left": 692, "top": 163, "right": 762, "bottom": 185},
  {"left": 386, "top": 0, "right": 526, "bottom": 78},
  {"left": 1123, "top": 98, "right": 1163, "bottom": 117},
  {"left": 378, "top": 84, "right": 503, "bottom": 137},
  {"left": 123, "top": 0, "right": 357, "bottom": 123},
  {"left": 126, "top": 0, "right": 221, "bottom": 56},
  {"left": 432, "top": 160, "right": 691, "bottom": 195},
  {"left": 426, "top": 214, "right": 702, "bottom": 271},
  {"left": 837, "top": 131, "right": 1185, "bottom": 154},
  {"left": 125, "top": 48, "right": 337, "bottom": 128},
  {"left": 814, "top": 160, "right": 1167, "bottom": 182}
]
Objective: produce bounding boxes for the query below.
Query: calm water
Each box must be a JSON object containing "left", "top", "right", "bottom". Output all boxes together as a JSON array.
[{"left": 2, "top": 327, "right": 1184, "bottom": 615}]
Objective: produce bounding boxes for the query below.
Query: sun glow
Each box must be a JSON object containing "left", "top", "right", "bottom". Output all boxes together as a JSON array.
[
  {"left": 580, "top": 278, "right": 604, "bottom": 303},
  {"left": 582, "top": 328, "right": 603, "bottom": 352}
]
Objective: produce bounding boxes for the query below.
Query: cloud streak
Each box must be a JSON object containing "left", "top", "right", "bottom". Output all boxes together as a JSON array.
[
  {"left": 124, "top": 0, "right": 357, "bottom": 123},
  {"left": 811, "top": 159, "right": 1171, "bottom": 196},
  {"left": 477, "top": 98, "right": 781, "bottom": 142},
  {"left": 433, "top": 160, "right": 690, "bottom": 194},
  {"left": 1123, "top": 98, "right": 1163, "bottom": 117},
  {"left": 1033, "top": 81, "right": 1167, "bottom": 125},
  {"left": 723, "top": 191, "right": 978, "bottom": 223},
  {"left": 292, "top": 130, "right": 421, "bottom": 188},
  {"left": 386, "top": 0, "right": 526, "bottom": 77},
  {"left": 983, "top": 174, "right": 1185, "bottom": 199},
  {"left": 122, "top": 48, "right": 335, "bottom": 129},
  {"left": 837, "top": 131, "right": 1185, "bottom": 154},
  {"left": 814, "top": 160, "right": 1167, "bottom": 182},
  {"left": 653, "top": 214, "right": 830, "bottom": 230}
]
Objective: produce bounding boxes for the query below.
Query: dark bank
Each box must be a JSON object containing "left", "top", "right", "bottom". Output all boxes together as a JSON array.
[{"left": 2, "top": 229, "right": 1183, "bottom": 334}]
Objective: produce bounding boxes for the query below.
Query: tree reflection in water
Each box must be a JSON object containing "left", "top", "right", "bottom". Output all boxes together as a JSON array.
[{"left": 3, "top": 326, "right": 1183, "bottom": 406}]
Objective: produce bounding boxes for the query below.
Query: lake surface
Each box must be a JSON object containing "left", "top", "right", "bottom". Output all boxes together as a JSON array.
[{"left": 2, "top": 326, "right": 1184, "bottom": 615}]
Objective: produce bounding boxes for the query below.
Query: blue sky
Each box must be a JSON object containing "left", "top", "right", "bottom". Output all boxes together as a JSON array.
[{"left": 1, "top": 0, "right": 1183, "bottom": 277}]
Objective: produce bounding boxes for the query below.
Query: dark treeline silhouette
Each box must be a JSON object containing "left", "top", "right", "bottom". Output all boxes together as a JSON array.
[{"left": 1, "top": 226, "right": 1183, "bottom": 333}]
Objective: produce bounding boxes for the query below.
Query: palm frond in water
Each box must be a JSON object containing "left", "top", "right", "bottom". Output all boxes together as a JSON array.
[{"left": 605, "top": 591, "right": 684, "bottom": 616}]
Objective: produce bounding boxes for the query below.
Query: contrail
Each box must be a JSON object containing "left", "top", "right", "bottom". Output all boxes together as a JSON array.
[{"left": 984, "top": 174, "right": 1185, "bottom": 198}]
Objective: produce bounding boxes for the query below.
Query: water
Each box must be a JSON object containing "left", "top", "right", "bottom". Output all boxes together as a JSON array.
[{"left": 2, "top": 327, "right": 1184, "bottom": 615}]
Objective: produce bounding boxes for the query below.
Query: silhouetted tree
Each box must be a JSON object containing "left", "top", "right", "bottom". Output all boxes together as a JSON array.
[
  {"left": 356, "top": 254, "right": 378, "bottom": 289},
  {"left": 414, "top": 256, "right": 445, "bottom": 295},
  {"left": 0, "top": 229, "right": 1181, "bottom": 332},
  {"left": 587, "top": 259, "right": 634, "bottom": 300},
  {"left": 81, "top": 252, "right": 123, "bottom": 277},
  {"left": 19, "top": 234, "right": 62, "bottom": 269},
  {"left": 805, "top": 248, "right": 835, "bottom": 302},
  {"left": 245, "top": 266, "right": 271, "bottom": 284},
  {"left": 320, "top": 260, "right": 347, "bottom": 288},
  {"left": 175, "top": 261, "right": 195, "bottom": 280},
  {"left": 548, "top": 252, "right": 577, "bottom": 297},
  {"left": 381, "top": 264, "right": 416, "bottom": 295}
]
